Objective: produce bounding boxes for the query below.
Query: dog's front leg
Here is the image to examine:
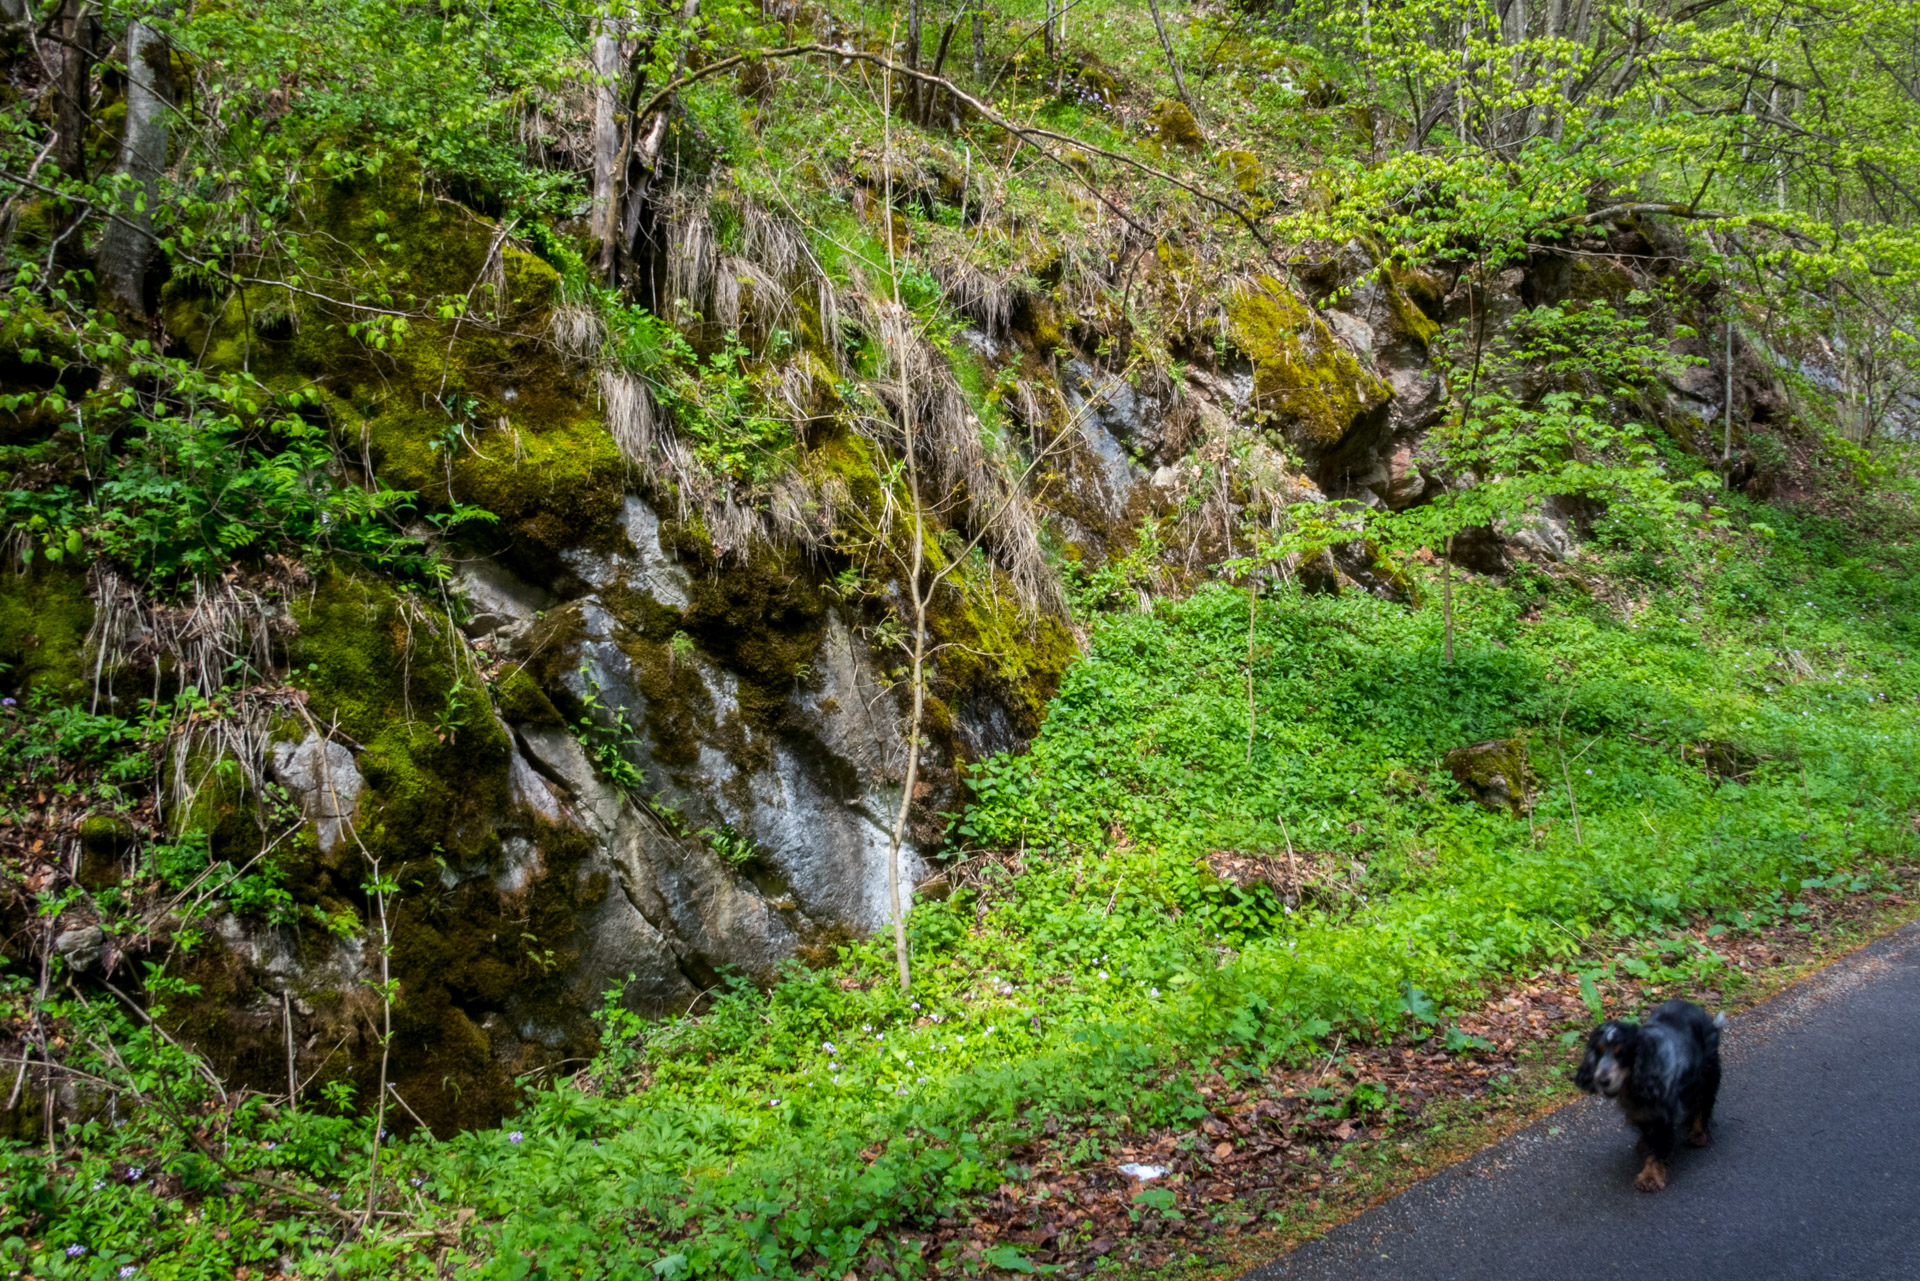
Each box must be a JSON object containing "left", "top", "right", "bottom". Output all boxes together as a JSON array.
[{"left": 1634, "top": 1121, "right": 1677, "bottom": 1192}]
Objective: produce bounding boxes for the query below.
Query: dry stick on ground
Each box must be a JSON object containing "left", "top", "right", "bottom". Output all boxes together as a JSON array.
[
  {"left": 863, "top": 94, "right": 1135, "bottom": 985},
  {"left": 290, "top": 700, "right": 398, "bottom": 1228},
  {"left": 283, "top": 989, "right": 298, "bottom": 1112},
  {"left": 1275, "top": 810, "right": 1300, "bottom": 895},
  {"left": 879, "top": 46, "right": 916, "bottom": 993},
  {"left": 1145, "top": 0, "right": 1200, "bottom": 132}
]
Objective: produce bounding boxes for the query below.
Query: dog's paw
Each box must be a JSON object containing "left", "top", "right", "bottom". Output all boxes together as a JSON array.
[
  {"left": 1686, "top": 1127, "right": 1711, "bottom": 1149},
  {"left": 1634, "top": 1159, "right": 1668, "bottom": 1193}
]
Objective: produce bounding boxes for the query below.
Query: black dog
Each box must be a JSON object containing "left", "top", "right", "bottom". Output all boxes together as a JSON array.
[{"left": 1574, "top": 999, "right": 1723, "bottom": 1192}]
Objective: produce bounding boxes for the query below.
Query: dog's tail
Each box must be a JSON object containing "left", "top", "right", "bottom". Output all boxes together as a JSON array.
[{"left": 1704, "top": 1010, "right": 1726, "bottom": 1056}]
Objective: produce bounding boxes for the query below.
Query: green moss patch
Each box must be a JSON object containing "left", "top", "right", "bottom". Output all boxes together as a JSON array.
[
  {"left": 1230, "top": 276, "right": 1392, "bottom": 449},
  {"left": 161, "top": 176, "right": 627, "bottom": 562},
  {"left": 0, "top": 563, "right": 92, "bottom": 701}
]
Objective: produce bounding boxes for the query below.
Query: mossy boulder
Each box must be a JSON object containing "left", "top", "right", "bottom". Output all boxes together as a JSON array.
[
  {"left": 161, "top": 175, "right": 627, "bottom": 566},
  {"left": 1149, "top": 99, "right": 1206, "bottom": 151},
  {"left": 1444, "top": 737, "right": 1533, "bottom": 816},
  {"left": 0, "top": 563, "right": 92, "bottom": 701},
  {"left": 1229, "top": 276, "right": 1392, "bottom": 466},
  {"left": 76, "top": 814, "right": 135, "bottom": 888},
  {"left": 1215, "top": 149, "right": 1263, "bottom": 195}
]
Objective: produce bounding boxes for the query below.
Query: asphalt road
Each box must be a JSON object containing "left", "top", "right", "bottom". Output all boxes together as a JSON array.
[{"left": 1241, "top": 918, "right": 1920, "bottom": 1281}]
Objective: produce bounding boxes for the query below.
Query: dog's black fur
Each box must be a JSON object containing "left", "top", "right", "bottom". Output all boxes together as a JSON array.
[{"left": 1574, "top": 999, "right": 1723, "bottom": 1192}]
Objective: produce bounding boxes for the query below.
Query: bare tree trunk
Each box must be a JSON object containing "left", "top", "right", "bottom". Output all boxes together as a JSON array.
[
  {"left": 98, "top": 7, "right": 176, "bottom": 314},
  {"left": 907, "top": 0, "right": 924, "bottom": 123},
  {"left": 880, "top": 69, "right": 915, "bottom": 995},
  {"left": 591, "top": 21, "right": 623, "bottom": 281},
  {"left": 50, "top": 1, "right": 94, "bottom": 183},
  {"left": 1146, "top": 0, "right": 1197, "bottom": 125},
  {"left": 609, "top": 0, "right": 701, "bottom": 286},
  {"left": 1043, "top": 0, "right": 1056, "bottom": 63},
  {"left": 928, "top": 12, "right": 961, "bottom": 126},
  {"left": 972, "top": 7, "right": 985, "bottom": 81}
]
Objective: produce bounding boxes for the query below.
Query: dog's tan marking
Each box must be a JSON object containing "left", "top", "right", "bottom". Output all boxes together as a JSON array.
[
  {"left": 1634, "top": 1156, "right": 1668, "bottom": 1193},
  {"left": 1687, "top": 1116, "right": 1711, "bottom": 1148}
]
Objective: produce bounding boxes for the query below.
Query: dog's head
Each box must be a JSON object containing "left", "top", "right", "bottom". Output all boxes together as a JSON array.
[{"left": 1575, "top": 1020, "right": 1640, "bottom": 1098}]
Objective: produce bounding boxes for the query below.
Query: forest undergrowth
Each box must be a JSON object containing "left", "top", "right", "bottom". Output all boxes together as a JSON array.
[
  {"left": 8, "top": 479, "right": 1919, "bottom": 1280},
  {"left": 4, "top": 0, "right": 1920, "bottom": 1277}
]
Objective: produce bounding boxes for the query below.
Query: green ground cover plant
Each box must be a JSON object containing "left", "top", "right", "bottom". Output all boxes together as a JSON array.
[
  {"left": 11, "top": 487, "right": 1914, "bottom": 1279},
  {"left": 5, "top": 0, "right": 1920, "bottom": 1277}
]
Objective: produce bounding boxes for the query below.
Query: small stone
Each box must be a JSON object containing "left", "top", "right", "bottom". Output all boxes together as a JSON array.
[
  {"left": 54, "top": 926, "right": 105, "bottom": 973},
  {"left": 1117, "top": 1162, "right": 1169, "bottom": 1181}
]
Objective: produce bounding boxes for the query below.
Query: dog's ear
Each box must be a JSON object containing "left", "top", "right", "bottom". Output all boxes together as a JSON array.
[{"left": 1598, "top": 1021, "right": 1638, "bottom": 1054}]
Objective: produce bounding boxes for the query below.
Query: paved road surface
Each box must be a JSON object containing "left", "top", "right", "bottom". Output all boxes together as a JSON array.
[{"left": 1242, "top": 919, "right": 1920, "bottom": 1281}]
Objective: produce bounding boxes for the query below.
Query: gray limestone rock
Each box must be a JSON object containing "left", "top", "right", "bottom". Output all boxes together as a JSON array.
[
  {"left": 269, "top": 732, "right": 363, "bottom": 854},
  {"left": 1502, "top": 503, "right": 1577, "bottom": 562},
  {"left": 452, "top": 555, "right": 555, "bottom": 645},
  {"left": 54, "top": 925, "right": 105, "bottom": 973}
]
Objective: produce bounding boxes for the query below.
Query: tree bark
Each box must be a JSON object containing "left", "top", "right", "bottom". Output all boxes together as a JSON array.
[
  {"left": 591, "top": 21, "right": 623, "bottom": 281},
  {"left": 607, "top": 0, "right": 700, "bottom": 287},
  {"left": 907, "top": 0, "right": 924, "bottom": 123},
  {"left": 972, "top": 8, "right": 985, "bottom": 82},
  {"left": 1146, "top": 0, "right": 1198, "bottom": 127},
  {"left": 98, "top": 7, "right": 175, "bottom": 314},
  {"left": 49, "top": 1, "right": 95, "bottom": 183}
]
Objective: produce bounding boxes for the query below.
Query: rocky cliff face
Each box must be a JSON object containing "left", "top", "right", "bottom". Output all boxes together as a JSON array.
[{"left": 8, "top": 177, "right": 1775, "bottom": 1134}]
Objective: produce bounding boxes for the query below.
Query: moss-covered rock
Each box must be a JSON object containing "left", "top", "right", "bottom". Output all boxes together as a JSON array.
[
  {"left": 1149, "top": 99, "right": 1207, "bottom": 151},
  {"left": 495, "top": 665, "right": 564, "bottom": 727},
  {"left": 161, "top": 175, "right": 627, "bottom": 566},
  {"left": 0, "top": 563, "right": 92, "bottom": 701},
  {"left": 1443, "top": 737, "right": 1533, "bottom": 816},
  {"left": 1215, "top": 148, "right": 1263, "bottom": 195},
  {"left": 1229, "top": 276, "right": 1392, "bottom": 459}
]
